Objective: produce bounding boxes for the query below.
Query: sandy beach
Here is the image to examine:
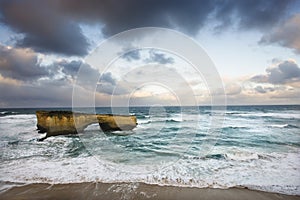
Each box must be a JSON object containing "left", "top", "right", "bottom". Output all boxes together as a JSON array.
[{"left": 1, "top": 182, "right": 300, "bottom": 200}]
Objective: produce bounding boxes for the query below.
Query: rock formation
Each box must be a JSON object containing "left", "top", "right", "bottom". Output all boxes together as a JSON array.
[{"left": 36, "top": 111, "right": 137, "bottom": 140}]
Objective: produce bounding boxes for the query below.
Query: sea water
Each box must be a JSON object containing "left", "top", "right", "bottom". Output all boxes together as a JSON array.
[{"left": 0, "top": 105, "right": 299, "bottom": 195}]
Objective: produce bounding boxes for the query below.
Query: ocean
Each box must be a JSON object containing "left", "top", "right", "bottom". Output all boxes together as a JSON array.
[{"left": 0, "top": 105, "right": 299, "bottom": 195}]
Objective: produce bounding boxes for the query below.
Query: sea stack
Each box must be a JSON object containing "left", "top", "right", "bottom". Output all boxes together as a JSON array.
[{"left": 36, "top": 111, "right": 137, "bottom": 140}]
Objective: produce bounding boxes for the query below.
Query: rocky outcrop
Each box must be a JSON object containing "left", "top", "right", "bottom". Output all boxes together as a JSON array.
[{"left": 36, "top": 111, "right": 137, "bottom": 140}]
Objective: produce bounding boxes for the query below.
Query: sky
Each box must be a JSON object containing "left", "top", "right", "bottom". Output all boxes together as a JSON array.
[{"left": 0, "top": 0, "right": 300, "bottom": 107}]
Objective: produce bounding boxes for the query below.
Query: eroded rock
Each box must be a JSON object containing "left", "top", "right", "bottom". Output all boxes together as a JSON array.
[{"left": 36, "top": 111, "right": 137, "bottom": 140}]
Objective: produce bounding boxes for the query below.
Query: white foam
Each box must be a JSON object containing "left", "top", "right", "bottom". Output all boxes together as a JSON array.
[
  {"left": 236, "top": 112, "right": 300, "bottom": 119},
  {"left": 137, "top": 119, "right": 151, "bottom": 124},
  {"left": 0, "top": 150, "right": 299, "bottom": 195},
  {"left": 0, "top": 114, "right": 35, "bottom": 119},
  {"left": 268, "top": 124, "right": 289, "bottom": 128},
  {"left": 0, "top": 114, "right": 36, "bottom": 127},
  {"left": 224, "top": 152, "right": 259, "bottom": 161}
]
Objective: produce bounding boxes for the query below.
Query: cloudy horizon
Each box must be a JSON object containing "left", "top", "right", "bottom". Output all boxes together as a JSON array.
[{"left": 0, "top": 0, "right": 300, "bottom": 108}]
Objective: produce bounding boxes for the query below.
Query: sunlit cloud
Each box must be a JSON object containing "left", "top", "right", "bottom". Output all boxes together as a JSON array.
[{"left": 260, "top": 14, "right": 300, "bottom": 54}]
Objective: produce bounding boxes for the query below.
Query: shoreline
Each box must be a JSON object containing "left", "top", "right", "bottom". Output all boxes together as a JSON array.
[{"left": 1, "top": 182, "right": 299, "bottom": 200}]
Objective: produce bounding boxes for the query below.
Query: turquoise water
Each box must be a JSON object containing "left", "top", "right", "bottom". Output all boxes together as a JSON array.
[{"left": 0, "top": 105, "right": 299, "bottom": 195}]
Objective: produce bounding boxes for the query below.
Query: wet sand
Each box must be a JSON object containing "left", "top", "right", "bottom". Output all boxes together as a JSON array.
[{"left": 1, "top": 182, "right": 300, "bottom": 200}]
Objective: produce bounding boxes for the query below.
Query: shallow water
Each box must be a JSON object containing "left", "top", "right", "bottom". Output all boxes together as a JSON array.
[{"left": 0, "top": 105, "right": 299, "bottom": 195}]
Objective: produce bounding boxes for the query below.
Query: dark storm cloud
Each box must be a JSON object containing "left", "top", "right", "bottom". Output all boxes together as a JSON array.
[
  {"left": 0, "top": 79, "right": 73, "bottom": 107},
  {"left": 0, "top": 0, "right": 89, "bottom": 56},
  {"left": 57, "top": 0, "right": 294, "bottom": 35},
  {"left": 59, "top": 60, "right": 82, "bottom": 78},
  {"left": 0, "top": 44, "right": 99, "bottom": 85},
  {"left": 0, "top": 53, "right": 102, "bottom": 107},
  {"left": 57, "top": 0, "right": 214, "bottom": 36},
  {"left": 251, "top": 60, "right": 300, "bottom": 84},
  {"left": 213, "top": 0, "right": 294, "bottom": 31},
  {"left": 0, "top": 0, "right": 295, "bottom": 56},
  {"left": 0, "top": 44, "right": 48, "bottom": 81}
]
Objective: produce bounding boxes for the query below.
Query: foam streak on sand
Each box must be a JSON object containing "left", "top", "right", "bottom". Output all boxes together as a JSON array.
[{"left": 1, "top": 182, "right": 300, "bottom": 200}]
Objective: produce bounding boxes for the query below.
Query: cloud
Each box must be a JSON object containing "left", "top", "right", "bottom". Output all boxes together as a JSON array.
[
  {"left": 0, "top": 0, "right": 89, "bottom": 56},
  {"left": 0, "top": 74, "right": 21, "bottom": 86},
  {"left": 251, "top": 60, "right": 300, "bottom": 84},
  {"left": 99, "top": 72, "right": 116, "bottom": 85},
  {"left": 231, "top": 59, "right": 300, "bottom": 104},
  {"left": 121, "top": 50, "right": 141, "bottom": 62},
  {"left": 0, "top": 79, "right": 74, "bottom": 107},
  {"left": 59, "top": 60, "right": 82, "bottom": 78},
  {"left": 216, "top": 59, "right": 300, "bottom": 104},
  {"left": 215, "top": 0, "right": 294, "bottom": 31},
  {"left": 96, "top": 83, "right": 128, "bottom": 95},
  {"left": 250, "top": 74, "right": 268, "bottom": 83},
  {"left": 97, "top": 72, "right": 129, "bottom": 95},
  {"left": 0, "top": 44, "right": 48, "bottom": 81},
  {"left": 270, "top": 88, "right": 300, "bottom": 99},
  {"left": 260, "top": 14, "right": 300, "bottom": 54},
  {"left": 0, "top": 46, "right": 107, "bottom": 107},
  {"left": 56, "top": 0, "right": 215, "bottom": 36},
  {"left": 225, "top": 83, "right": 242, "bottom": 95},
  {"left": 121, "top": 49, "right": 174, "bottom": 65},
  {"left": 0, "top": 0, "right": 295, "bottom": 56},
  {"left": 145, "top": 50, "right": 174, "bottom": 64},
  {"left": 0, "top": 44, "right": 96, "bottom": 83},
  {"left": 221, "top": 80, "right": 300, "bottom": 105},
  {"left": 58, "top": 0, "right": 294, "bottom": 35},
  {"left": 254, "top": 85, "right": 266, "bottom": 93},
  {"left": 254, "top": 85, "right": 275, "bottom": 93},
  {"left": 267, "top": 60, "right": 300, "bottom": 84}
]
